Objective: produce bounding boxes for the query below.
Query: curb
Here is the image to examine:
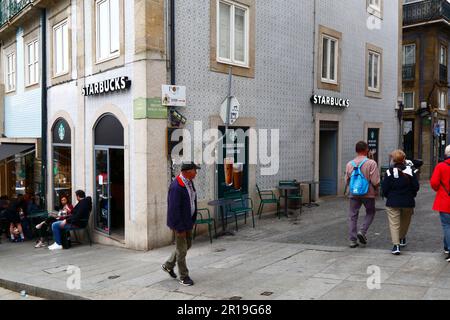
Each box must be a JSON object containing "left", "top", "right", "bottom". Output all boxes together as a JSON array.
[{"left": 0, "top": 278, "right": 90, "bottom": 300}]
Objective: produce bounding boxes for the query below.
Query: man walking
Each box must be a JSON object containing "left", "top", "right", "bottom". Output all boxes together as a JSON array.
[
  {"left": 345, "top": 141, "right": 380, "bottom": 248},
  {"left": 162, "top": 162, "right": 200, "bottom": 286}
]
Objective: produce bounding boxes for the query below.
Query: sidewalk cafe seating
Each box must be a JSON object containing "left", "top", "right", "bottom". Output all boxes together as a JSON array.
[
  {"left": 224, "top": 190, "right": 255, "bottom": 231},
  {"left": 256, "top": 184, "right": 280, "bottom": 219},
  {"left": 194, "top": 208, "right": 217, "bottom": 244},
  {"left": 278, "top": 180, "right": 303, "bottom": 217},
  {"left": 69, "top": 217, "right": 93, "bottom": 247}
]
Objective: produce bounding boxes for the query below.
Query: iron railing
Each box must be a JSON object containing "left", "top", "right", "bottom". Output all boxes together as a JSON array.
[
  {"left": 404, "top": 0, "right": 450, "bottom": 26},
  {"left": 0, "top": 0, "right": 34, "bottom": 28},
  {"left": 439, "top": 64, "right": 448, "bottom": 83},
  {"left": 403, "top": 64, "right": 416, "bottom": 81}
]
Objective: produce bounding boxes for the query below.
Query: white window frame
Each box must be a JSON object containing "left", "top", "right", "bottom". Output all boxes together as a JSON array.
[
  {"left": 368, "top": 0, "right": 381, "bottom": 11},
  {"left": 95, "top": 0, "right": 120, "bottom": 63},
  {"left": 5, "top": 52, "right": 16, "bottom": 93},
  {"left": 403, "top": 44, "right": 416, "bottom": 66},
  {"left": 26, "top": 39, "right": 39, "bottom": 86},
  {"left": 439, "top": 91, "right": 447, "bottom": 111},
  {"left": 216, "top": 0, "right": 250, "bottom": 68},
  {"left": 53, "top": 19, "right": 69, "bottom": 77},
  {"left": 320, "top": 34, "right": 339, "bottom": 84},
  {"left": 440, "top": 45, "right": 447, "bottom": 66},
  {"left": 368, "top": 50, "right": 381, "bottom": 92},
  {"left": 403, "top": 92, "right": 415, "bottom": 110}
]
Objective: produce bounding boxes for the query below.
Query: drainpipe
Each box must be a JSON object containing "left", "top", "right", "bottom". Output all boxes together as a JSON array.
[
  {"left": 169, "top": 0, "right": 176, "bottom": 180},
  {"left": 40, "top": 9, "right": 47, "bottom": 208}
]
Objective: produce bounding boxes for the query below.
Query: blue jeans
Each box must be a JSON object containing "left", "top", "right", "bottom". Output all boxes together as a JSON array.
[
  {"left": 51, "top": 221, "right": 72, "bottom": 245},
  {"left": 440, "top": 213, "right": 450, "bottom": 251}
]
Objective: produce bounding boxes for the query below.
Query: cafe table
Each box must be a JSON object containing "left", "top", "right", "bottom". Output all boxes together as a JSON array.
[
  {"left": 276, "top": 185, "right": 299, "bottom": 218},
  {"left": 207, "top": 198, "right": 238, "bottom": 237},
  {"left": 299, "top": 181, "right": 320, "bottom": 208}
]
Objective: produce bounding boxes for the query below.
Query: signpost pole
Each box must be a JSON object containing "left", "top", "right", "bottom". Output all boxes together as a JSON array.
[{"left": 226, "top": 67, "right": 233, "bottom": 131}]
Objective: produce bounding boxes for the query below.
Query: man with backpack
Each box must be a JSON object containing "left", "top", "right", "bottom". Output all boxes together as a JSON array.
[
  {"left": 345, "top": 141, "right": 380, "bottom": 248},
  {"left": 430, "top": 145, "right": 450, "bottom": 262}
]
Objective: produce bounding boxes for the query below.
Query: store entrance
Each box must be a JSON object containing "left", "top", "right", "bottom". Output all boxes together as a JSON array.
[
  {"left": 319, "top": 121, "right": 338, "bottom": 196},
  {"left": 94, "top": 115, "right": 125, "bottom": 238}
]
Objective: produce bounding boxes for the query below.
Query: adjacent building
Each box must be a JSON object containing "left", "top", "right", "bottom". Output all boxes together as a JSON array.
[
  {"left": 402, "top": 0, "right": 450, "bottom": 178},
  {"left": 0, "top": 0, "right": 401, "bottom": 251}
]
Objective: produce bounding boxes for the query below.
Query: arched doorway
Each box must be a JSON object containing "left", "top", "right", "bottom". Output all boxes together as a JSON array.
[
  {"left": 52, "top": 119, "right": 72, "bottom": 210},
  {"left": 94, "top": 114, "right": 125, "bottom": 238}
]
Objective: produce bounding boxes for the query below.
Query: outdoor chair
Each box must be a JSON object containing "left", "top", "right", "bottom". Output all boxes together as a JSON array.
[
  {"left": 224, "top": 190, "right": 255, "bottom": 231},
  {"left": 194, "top": 208, "right": 217, "bottom": 244},
  {"left": 278, "top": 180, "right": 303, "bottom": 218},
  {"left": 69, "top": 218, "right": 92, "bottom": 247},
  {"left": 256, "top": 184, "right": 280, "bottom": 219}
]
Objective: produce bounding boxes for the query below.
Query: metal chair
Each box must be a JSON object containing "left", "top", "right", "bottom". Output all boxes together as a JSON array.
[
  {"left": 224, "top": 190, "right": 255, "bottom": 231},
  {"left": 194, "top": 208, "right": 217, "bottom": 244},
  {"left": 256, "top": 184, "right": 280, "bottom": 219},
  {"left": 278, "top": 180, "right": 302, "bottom": 218}
]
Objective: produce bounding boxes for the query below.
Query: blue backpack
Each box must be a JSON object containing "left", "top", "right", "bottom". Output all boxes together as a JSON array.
[{"left": 349, "top": 158, "right": 370, "bottom": 196}]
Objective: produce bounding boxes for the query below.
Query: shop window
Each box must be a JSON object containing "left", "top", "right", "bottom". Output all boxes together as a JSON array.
[{"left": 52, "top": 119, "right": 72, "bottom": 209}]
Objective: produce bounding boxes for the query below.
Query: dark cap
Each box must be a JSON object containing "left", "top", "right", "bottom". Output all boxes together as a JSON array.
[{"left": 181, "top": 162, "right": 201, "bottom": 171}]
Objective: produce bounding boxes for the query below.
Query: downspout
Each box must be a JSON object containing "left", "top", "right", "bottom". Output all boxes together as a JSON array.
[
  {"left": 311, "top": 0, "right": 317, "bottom": 198},
  {"left": 40, "top": 9, "right": 47, "bottom": 209},
  {"left": 169, "top": 0, "right": 175, "bottom": 180}
]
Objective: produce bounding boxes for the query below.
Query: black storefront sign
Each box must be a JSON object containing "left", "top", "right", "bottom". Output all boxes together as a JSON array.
[
  {"left": 52, "top": 119, "right": 71, "bottom": 145},
  {"left": 311, "top": 95, "right": 350, "bottom": 108},
  {"left": 82, "top": 76, "right": 132, "bottom": 96},
  {"left": 368, "top": 128, "right": 380, "bottom": 164}
]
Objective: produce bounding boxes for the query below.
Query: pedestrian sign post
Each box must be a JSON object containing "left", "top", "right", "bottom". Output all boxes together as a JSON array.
[{"left": 220, "top": 96, "right": 240, "bottom": 126}]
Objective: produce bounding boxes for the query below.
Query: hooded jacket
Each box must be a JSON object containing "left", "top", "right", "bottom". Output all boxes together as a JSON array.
[{"left": 382, "top": 164, "right": 420, "bottom": 208}]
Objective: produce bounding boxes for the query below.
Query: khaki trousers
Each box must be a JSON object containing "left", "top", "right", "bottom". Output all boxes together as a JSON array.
[
  {"left": 386, "top": 207, "right": 414, "bottom": 245},
  {"left": 165, "top": 231, "right": 193, "bottom": 280}
]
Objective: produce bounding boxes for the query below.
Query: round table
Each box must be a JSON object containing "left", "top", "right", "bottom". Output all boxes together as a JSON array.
[
  {"left": 208, "top": 198, "right": 238, "bottom": 237},
  {"left": 277, "top": 185, "right": 299, "bottom": 218}
]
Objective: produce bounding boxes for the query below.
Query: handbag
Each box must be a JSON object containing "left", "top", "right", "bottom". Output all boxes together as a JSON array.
[{"left": 61, "top": 229, "right": 72, "bottom": 249}]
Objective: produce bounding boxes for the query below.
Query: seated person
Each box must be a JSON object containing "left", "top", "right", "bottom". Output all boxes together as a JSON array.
[
  {"left": 35, "top": 195, "right": 73, "bottom": 249},
  {"left": 49, "top": 190, "right": 92, "bottom": 251},
  {"left": 5, "top": 200, "right": 25, "bottom": 243}
]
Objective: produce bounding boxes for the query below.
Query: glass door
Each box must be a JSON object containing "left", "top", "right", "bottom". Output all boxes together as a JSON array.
[{"left": 95, "top": 149, "right": 110, "bottom": 235}]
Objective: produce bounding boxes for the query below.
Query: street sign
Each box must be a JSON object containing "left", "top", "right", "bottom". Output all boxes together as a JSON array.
[
  {"left": 162, "top": 85, "right": 187, "bottom": 107},
  {"left": 220, "top": 96, "right": 240, "bottom": 126}
]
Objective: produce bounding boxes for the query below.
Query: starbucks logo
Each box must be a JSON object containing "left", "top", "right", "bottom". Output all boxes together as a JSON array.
[
  {"left": 371, "top": 131, "right": 375, "bottom": 140},
  {"left": 58, "top": 123, "right": 65, "bottom": 141}
]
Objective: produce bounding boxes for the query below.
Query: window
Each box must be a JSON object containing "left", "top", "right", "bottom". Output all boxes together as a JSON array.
[
  {"left": 403, "top": 92, "right": 415, "bottom": 110},
  {"left": 321, "top": 35, "right": 338, "bottom": 84},
  {"left": 439, "top": 91, "right": 447, "bottom": 110},
  {"left": 368, "top": 51, "right": 381, "bottom": 92},
  {"left": 6, "top": 52, "right": 16, "bottom": 92},
  {"left": 26, "top": 40, "right": 39, "bottom": 86},
  {"left": 440, "top": 45, "right": 447, "bottom": 66},
  {"left": 96, "top": 0, "right": 120, "bottom": 62},
  {"left": 217, "top": 0, "right": 249, "bottom": 67},
  {"left": 53, "top": 20, "right": 69, "bottom": 76},
  {"left": 369, "top": 0, "right": 381, "bottom": 11},
  {"left": 403, "top": 44, "right": 416, "bottom": 66}
]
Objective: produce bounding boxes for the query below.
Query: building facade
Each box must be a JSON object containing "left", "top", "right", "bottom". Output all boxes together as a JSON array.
[
  {"left": 0, "top": 0, "right": 401, "bottom": 251},
  {"left": 402, "top": 0, "right": 450, "bottom": 178}
]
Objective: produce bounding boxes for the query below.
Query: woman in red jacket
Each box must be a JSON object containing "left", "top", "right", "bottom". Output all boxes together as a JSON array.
[{"left": 431, "top": 145, "right": 450, "bottom": 262}]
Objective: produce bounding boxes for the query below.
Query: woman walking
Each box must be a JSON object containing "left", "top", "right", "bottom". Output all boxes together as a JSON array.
[
  {"left": 382, "top": 150, "right": 420, "bottom": 255},
  {"left": 430, "top": 145, "right": 450, "bottom": 262}
]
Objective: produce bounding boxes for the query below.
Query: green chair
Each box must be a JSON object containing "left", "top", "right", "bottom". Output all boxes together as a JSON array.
[
  {"left": 256, "top": 184, "right": 280, "bottom": 219},
  {"left": 194, "top": 208, "right": 217, "bottom": 244},
  {"left": 224, "top": 190, "right": 255, "bottom": 231},
  {"left": 278, "top": 180, "right": 302, "bottom": 218}
]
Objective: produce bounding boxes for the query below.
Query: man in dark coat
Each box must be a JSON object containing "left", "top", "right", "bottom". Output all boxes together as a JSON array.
[{"left": 162, "top": 162, "right": 200, "bottom": 286}]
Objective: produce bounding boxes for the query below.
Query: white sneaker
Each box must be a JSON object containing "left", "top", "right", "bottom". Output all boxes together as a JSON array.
[
  {"left": 34, "top": 241, "right": 46, "bottom": 249},
  {"left": 49, "top": 244, "right": 63, "bottom": 251},
  {"left": 48, "top": 243, "right": 58, "bottom": 250}
]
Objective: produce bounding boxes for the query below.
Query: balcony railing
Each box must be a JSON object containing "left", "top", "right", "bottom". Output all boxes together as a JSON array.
[
  {"left": 404, "top": 0, "right": 450, "bottom": 26},
  {"left": 440, "top": 64, "right": 448, "bottom": 83},
  {"left": 0, "top": 0, "right": 34, "bottom": 28},
  {"left": 403, "top": 64, "right": 416, "bottom": 81}
]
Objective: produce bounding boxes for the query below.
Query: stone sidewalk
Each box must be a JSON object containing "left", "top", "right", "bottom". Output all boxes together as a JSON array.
[{"left": 0, "top": 184, "right": 449, "bottom": 300}]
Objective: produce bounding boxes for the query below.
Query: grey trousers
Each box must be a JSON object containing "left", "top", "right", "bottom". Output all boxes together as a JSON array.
[{"left": 348, "top": 198, "right": 376, "bottom": 242}]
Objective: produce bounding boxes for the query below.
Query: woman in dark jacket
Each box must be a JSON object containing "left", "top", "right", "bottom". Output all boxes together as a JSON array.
[{"left": 382, "top": 150, "right": 420, "bottom": 255}]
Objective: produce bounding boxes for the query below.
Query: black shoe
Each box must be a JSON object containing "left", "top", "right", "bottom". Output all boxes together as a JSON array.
[
  {"left": 179, "top": 276, "right": 194, "bottom": 286},
  {"left": 357, "top": 232, "right": 367, "bottom": 245},
  {"left": 400, "top": 238, "right": 407, "bottom": 247},
  {"left": 445, "top": 248, "right": 449, "bottom": 255},
  {"left": 349, "top": 241, "right": 359, "bottom": 248},
  {"left": 392, "top": 245, "right": 401, "bottom": 255},
  {"left": 161, "top": 265, "right": 177, "bottom": 279}
]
